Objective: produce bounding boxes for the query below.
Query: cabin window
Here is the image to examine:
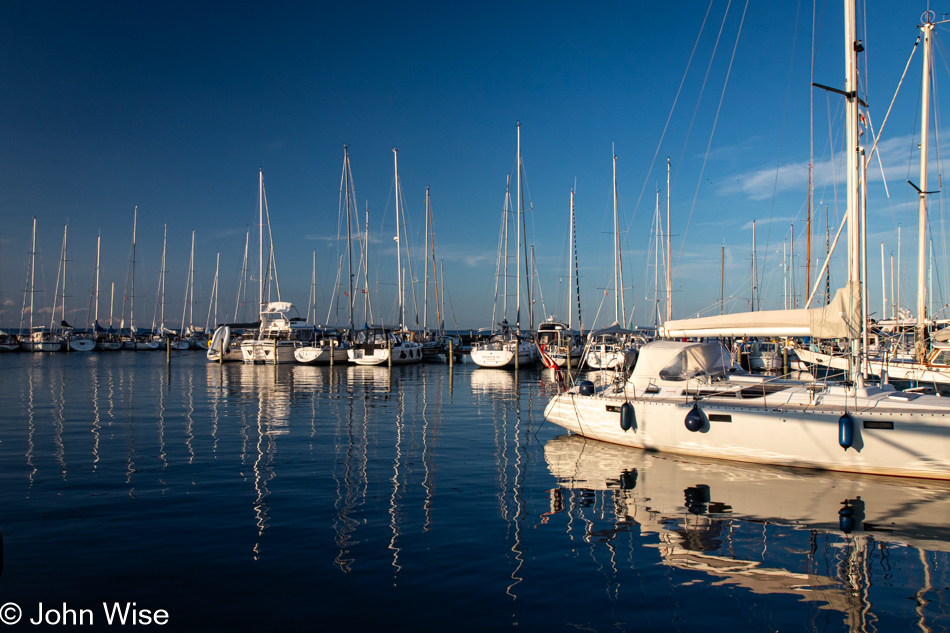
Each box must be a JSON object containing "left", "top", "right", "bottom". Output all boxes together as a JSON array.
[{"left": 932, "top": 350, "right": 950, "bottom": 367}]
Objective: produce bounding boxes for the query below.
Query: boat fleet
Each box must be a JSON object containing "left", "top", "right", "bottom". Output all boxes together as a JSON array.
[{"left": 8, "top": 2, "right": 950, "bottom": 483}]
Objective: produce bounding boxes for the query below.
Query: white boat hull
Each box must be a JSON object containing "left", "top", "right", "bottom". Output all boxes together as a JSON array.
[
  {"left": 544, "top": 382, "right": 950, "bottom": 479},
  {"left": 68, "top": 339, "right": 96, "bottom": 352},
  {"left": 294, "top": 346, "right": 349, "bottom": 364},
  {"left": 348, "top": 343, "right": 423, "bottom": 365},
  {"left": 470, "top": 344, "right": 536, "bottom": 368}
]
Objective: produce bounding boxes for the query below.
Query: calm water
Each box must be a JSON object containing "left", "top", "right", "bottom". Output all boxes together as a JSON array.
[{"left": 1, "top": 352, "right": 949, "bottom": 632}]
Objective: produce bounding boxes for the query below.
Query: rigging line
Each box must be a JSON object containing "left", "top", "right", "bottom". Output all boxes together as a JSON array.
[
  {"left": 676, "top": 0, "right": 750, "bottom": 283},
  {"left": 629, "top": 0, "right": 715, "bottom": 228},
  {"left": 761, "top": 0, "right": 803, "bottom": 295}
]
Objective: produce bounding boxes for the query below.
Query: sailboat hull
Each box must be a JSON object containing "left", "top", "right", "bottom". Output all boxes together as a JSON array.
[{"left": 544, "top": 383, "right": 950, "bottom": 479}]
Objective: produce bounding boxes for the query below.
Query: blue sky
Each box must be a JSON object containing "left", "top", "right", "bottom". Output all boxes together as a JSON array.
[{"left": 0, "top": 1, "right": 944, "bottom": 331}]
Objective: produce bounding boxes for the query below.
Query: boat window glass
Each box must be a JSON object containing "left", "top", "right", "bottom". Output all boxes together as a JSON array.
[{"left": 932, "top": 350, "right": 950, "bottom": 366}]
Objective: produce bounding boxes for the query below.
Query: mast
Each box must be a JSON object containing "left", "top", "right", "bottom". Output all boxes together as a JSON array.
[
  {"left": 612, "top": 145, "right": 620, "bottom": 323},
  {"left": 516, "top": 123, "right": 522, "bottom": 331},
  {"left": 258, "top": 169, "right": 264, "bottom": 310},
  {"left": 654, "top": 187, "right": 660, "bottom": 328},
  {"left": 440, "top": 260, "right": 446, "bottom": 332},
  {"left": 844, "top": 0, "right": 863, "bottom": 376},
  {"left": 94, "top": 232, "right": 101, "bottom": 325},
  {"left": 423, "top": 187, "right": 429, "bottom": 331},
  {"left": 571, "top": 189, "right": 582, "bottom": 332},
  {"left": 27, "top": 217, "right": 36, "bottom": 338},
  {"left": 568, "top": 190, "right": 573, "bottom": 330},
  {"left": 109, "top": 281, "right": 114, "bottom": 331},
  {"left": 343, "top": 146, "right": 355, "bottom": 332},
  {"left": 915, "top": 13, "right": 937, "bottom": 362},
  {"left": 665, "top": 156, "right": 672, "bottom": 322},
  {"left": 393, "top": 148, "right": 404, "bottom": 330}
]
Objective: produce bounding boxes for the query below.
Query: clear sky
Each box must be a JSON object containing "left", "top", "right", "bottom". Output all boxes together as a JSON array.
[{"left": 0, "top": 1, "right": 943, "bottom": 332}]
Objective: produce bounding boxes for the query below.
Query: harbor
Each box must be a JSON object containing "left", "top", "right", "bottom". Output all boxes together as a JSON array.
[
  {"left": 2, "top": 352, "right": 950, "bottom": 631},
  {"left": 5, "top": 0, "right": 950, "bottom": 630}
]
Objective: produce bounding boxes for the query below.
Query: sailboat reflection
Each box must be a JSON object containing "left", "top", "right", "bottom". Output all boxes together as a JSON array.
[{"left": 544, "top": 435, "right": 950, "bottom": 629}]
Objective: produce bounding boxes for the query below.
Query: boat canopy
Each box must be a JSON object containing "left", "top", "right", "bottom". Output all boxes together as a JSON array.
[
  {"left": 263, "top": 301, "right": 294, "bottom": 313},
  {"left": 631, "top": 340, "right": 733, "bottom": 382},
  {"left": 662, "top": 282, "right": 860, "bottom": 339}
]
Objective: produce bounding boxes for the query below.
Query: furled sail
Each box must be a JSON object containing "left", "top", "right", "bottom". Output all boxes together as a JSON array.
[{"left": 662, "top": 282, "right": 860, "bottom": 339}]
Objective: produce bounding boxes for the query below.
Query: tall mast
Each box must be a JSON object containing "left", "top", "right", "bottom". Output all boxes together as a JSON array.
[
  {"left": 343, "top": 146, "right": 355, "bottom": 332},
  {"left": 654, "top": 187, "right": 660, "bottom": 328},
  {"left": 568, "top": 190, "right": 573, "bottom": 330},
  {"left": 915, "top": 13, "right": 936, "bottom": 362},
  {"left": 612, "top": 145, "right": 620, "bottom": 323},
  {"left": 844, "top": 0, "right": 863, "bottom": 374},
  {"left": 130, "top": 206, "right": 137, "bottom": 333},
  {"left": 665, "top": 157, "right": 672, "bottom": 322},
  {"left": 258, "top": 169, "right": 264, "bottom": 310},
  {"left": 29, "top": 217, "right": 36, "bottom": 337},
  {"left": 94, "top": 232, "right": 100, "bottom": 324},
  {"left": 571, "top": 189, "right": 582, "bottom": 332},
  {"left": 393, "top": 148, "right": 404, "bottom": 330},
  {"left": 515, "top": 123, "right": 522, "bottom": 331},
  {"left": 423, "top": 187, "right": 429, "bottom": 332}
]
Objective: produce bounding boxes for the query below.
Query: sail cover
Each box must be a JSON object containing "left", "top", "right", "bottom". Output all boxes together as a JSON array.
[{"left": 662, "top": 282, "right": 860, "bottom": 339}]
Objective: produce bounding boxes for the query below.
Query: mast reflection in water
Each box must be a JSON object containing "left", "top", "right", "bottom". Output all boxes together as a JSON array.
[{"left": 0, "top": 353, "right": 947, "bottom": 631}]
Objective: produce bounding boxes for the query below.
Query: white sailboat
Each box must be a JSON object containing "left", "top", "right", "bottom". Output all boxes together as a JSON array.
[
  {"left": 471, "top": 123, "right": 537, "bottom": 369},
  {"left": 543, "top": 0, "right": 950, "bottom": 480},
  {"left": 19, "top": 218, "right": 64, "bottom": 352},
  {"left": 347, "top": 148, "right": 422, "bottom": 366},
  {"left": 586, "top": 147, "right": 641, "bottom": 370},
  {"left": 536, "top": 190, "right": 584, "bottom": 369}
]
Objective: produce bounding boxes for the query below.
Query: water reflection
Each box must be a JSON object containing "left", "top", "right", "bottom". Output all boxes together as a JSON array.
[{"left": 543, "top": 434, "right": 950, "bottom": 630}]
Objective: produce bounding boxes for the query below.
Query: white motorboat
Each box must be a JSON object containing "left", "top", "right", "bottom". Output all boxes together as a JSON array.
[{"left": 241, "top": 302, "right": 315, "bottom": 364}]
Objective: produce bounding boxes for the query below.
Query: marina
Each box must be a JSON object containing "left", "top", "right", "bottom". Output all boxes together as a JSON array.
[
  {"left": 2, "top": 352, "right": 950, "bottom": 631},
  {"left": 4, "top": 1, "right": 950, "bottom": 630}
]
